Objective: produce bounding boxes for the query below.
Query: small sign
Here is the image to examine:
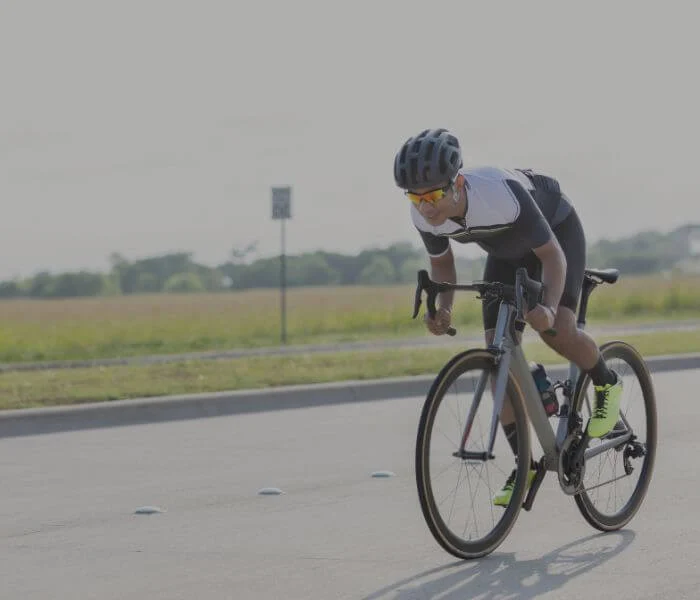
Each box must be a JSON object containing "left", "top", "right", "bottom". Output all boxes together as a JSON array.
[{"left": 272, "top": 186, "right": 291, "bottom": 220}]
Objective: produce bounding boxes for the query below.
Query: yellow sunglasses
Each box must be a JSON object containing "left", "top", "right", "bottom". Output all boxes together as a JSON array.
[{"left": 405, "top": 182, "right": 453, "bottom": 205}]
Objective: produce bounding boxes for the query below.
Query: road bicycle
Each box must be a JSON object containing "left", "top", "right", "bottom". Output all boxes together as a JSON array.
[{"left": 413, "top": 266, "right": 657, "bottom": 559}]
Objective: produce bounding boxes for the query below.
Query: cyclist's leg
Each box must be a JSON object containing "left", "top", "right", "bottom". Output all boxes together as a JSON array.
[
  {"left": 534, "top": 209, "right": 596, "bottom": 366},
  {"left": 535, "top": 208, "right": 621, "bottom": 436}
]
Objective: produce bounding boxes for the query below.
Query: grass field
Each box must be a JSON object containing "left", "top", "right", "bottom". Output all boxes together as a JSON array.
[
  {"left": 1, "top": 328, "right": 699, "bottom": 410},
  {"left": 1, "top": 273, "right": 699, "bottom": 364}
]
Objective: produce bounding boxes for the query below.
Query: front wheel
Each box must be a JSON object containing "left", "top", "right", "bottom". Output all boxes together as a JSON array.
[
  {"left": 572, "top": 341, "right": 657, "bottom": 531},
  {"left": 415, "top": 349, "right": 531, "bottom": 559}
]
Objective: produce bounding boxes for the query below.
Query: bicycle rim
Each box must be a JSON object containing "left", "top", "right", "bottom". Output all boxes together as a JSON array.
[
  {"left": 573, "top": 341, "right": 657, "bottom": 530},
  {"left": 416, "top": 349, "right": 530, "bottom": 559}
]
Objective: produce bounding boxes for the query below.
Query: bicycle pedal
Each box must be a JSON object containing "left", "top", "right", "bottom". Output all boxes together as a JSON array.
[{"left": 522, "top": 463, "right": 547, "bottom": 512}]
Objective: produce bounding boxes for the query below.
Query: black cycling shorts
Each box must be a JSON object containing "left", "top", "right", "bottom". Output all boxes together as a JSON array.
[{"left": 481, "top": 207, "right": 586, "bottom": 331}]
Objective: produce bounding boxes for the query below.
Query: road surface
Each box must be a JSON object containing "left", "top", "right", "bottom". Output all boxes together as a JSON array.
[{"left": 0, "top": 369, "right": 694, "bottom": 599}]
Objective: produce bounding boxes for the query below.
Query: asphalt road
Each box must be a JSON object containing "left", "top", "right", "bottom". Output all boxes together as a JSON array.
[{"left": 1, "top": 369, "right": 696, "bottom": 599}]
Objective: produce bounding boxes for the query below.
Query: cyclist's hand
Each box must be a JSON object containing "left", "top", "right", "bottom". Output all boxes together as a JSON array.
[
  {"left": 424, "top": 307, "right": 452, "bottom": 336},
  {"left": 524, "top": 304, "right": 556, "bottom": 333}
]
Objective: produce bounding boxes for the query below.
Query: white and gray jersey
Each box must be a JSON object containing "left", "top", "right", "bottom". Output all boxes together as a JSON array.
[{"left": 412, "top": 166, "right": 573, "bottom": 261}]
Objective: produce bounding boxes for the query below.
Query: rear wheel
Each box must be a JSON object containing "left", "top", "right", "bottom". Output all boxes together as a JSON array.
[
  {"left": 572, "top": 341, "right": 657, "bottom": 530},
  {"left": 416, "top": 349, "right": 531, "bottom": 559}
]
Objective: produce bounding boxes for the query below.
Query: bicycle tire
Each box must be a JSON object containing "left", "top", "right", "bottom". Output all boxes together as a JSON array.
[
  {"left": 415, "top": 349, "right": 531, "bottom": 559},
  {"left": 572, "top": 341, "right": 657, "bottom": 531}
]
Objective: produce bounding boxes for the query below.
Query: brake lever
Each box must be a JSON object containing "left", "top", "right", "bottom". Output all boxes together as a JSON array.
[
  {"left": 412, "top": 270, "right": 430, "bottom": 319},
  {"left": 515, "top": 268, "right": 541, "bottom": 313},
  {"left": 412, "top": 278, "right": 423, "bottom": 319},
  {"left": 515, "top": 268, "right": 557, "bottom": 337},
  {"left": 413, "top": 270, "right": 438, "bottom": 319},
  {"left": 413, "top": 270, "right": 457, "bottom": 336}
]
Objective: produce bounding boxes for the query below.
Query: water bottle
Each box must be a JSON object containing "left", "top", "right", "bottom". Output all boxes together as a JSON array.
[{"left": 529, "top": 362, "right": 559, "bottom": 417}]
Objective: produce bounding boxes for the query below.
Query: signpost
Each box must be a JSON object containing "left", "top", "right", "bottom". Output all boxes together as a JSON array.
[{"left": 272, "top": 186, "right": 292, "bottom": 344}]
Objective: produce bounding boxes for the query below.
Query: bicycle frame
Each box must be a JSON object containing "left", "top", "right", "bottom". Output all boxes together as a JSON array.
[{"left": 460, "top": 300, "right": 634, "bottom": 473}]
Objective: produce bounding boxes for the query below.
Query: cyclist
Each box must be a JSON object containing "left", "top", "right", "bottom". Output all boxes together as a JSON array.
[{"left": 394, "top": 128, "right": 622, "bottom": 506}]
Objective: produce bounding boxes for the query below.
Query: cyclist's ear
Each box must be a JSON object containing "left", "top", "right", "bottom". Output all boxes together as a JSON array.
[{"left": 451, "top": 174, "right": 465, "bottom": 204}]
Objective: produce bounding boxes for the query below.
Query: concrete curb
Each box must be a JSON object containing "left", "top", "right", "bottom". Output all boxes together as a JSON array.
[{"left": 2, "top": 352, "right": 699, "bottom": 439}]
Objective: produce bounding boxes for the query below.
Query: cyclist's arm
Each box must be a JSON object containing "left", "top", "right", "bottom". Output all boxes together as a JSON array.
[
  {"left": 429, "top": 247, "right": 456, "bottom": 312},
  {"left": 505, "top": 178, "right": 566, "bottom": 313},
  {"left": 532, "top": 238, "right": 566, "bottom": 312},
  {"left": 416, "top": 229, "right": 456, "bottom": 312}
]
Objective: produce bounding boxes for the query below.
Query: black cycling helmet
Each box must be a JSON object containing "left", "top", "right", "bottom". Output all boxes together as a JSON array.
[{"left": 393, "top": 128, "right": 463, "bottom": 190}]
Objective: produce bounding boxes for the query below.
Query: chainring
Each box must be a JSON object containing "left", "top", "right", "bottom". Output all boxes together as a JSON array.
[{"left": 558, "top": 433, "right": 586, "bottom": 495}]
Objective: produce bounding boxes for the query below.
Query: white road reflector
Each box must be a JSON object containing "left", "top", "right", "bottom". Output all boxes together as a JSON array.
[
  {"left": 134, "top": 506, "right": 165, "bottom": 514},
  {"left": 258, "top": 487, "right": 284, "bottom": 495},
  {"left": 371, "top": 471, "right": 396, "bottom": 478}
]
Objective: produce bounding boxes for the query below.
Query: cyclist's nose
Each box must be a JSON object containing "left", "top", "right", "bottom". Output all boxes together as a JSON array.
[{"left": 419, "top": 201, "right": 437, "bottom": 218}]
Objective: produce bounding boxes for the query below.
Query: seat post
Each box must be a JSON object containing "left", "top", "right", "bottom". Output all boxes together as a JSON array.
[{"left": 577, "top": 275, "right": 597, "bottom": 329}]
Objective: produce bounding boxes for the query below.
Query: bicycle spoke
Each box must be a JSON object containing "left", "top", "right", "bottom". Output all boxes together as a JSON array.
[
  {"left": 444, "top": 461, "right": 466, "bottom": 525},
  {"left": 418, "top": 353, "right": 530, "bottom": 558},
  {"left": 573, "top": 341, "right": 656, "bottom": 531}
]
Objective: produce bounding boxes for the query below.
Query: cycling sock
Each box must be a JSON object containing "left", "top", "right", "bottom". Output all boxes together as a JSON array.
[
  {"left": 502, "top": 422, "right": 534, "bottom": 468},
  {"left": 503, "top": 422, "right": 518, "bottom": 455},
  {"left": 587, "top": 355, "right": 617, "bottom": 387}
]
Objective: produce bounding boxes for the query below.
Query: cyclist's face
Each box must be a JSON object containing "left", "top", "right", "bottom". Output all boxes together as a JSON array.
[{"left": 409, "top": 182, "right": 457, "bottom": 225}]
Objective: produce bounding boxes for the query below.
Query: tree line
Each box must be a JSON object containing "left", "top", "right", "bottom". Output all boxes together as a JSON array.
[{"left": 1, "top": 224, "right": 697, "bottom": 299}]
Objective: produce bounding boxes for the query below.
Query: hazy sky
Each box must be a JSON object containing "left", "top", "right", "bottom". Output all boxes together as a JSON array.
[{"left": 1, "top": 1, "right": 698, "bottom": 280}]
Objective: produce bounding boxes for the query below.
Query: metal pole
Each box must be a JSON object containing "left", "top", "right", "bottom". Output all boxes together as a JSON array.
[{"left": 281, "top": 218, "right": 287, "bottom": 344}]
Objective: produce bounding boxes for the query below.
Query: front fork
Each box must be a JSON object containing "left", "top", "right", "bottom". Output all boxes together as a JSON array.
[{"left": 454, "top": 302, "right": 515, "bottom": 460}]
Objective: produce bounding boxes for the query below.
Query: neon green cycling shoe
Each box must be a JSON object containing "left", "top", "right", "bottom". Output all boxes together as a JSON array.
[
  {"left": 587, "top": 373, "right": 623, "bottom": 438},
  {"left": 493, "top": 468, "right": 536, "bottom": 507}
]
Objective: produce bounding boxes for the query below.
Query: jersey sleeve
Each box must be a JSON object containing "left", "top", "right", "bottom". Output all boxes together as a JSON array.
[
  {"left": 417, "top": 228, "right": 450, "bottom": 257},
  {"left": 505, "top": 179, "right": 553, "bottom": 249}
]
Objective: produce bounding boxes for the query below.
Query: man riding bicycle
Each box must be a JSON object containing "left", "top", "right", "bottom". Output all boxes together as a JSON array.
[{"left": 393, "top": 128, "right": 622, "bottom": 506}]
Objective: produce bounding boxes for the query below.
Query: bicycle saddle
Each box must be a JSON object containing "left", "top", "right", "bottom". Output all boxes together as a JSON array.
[{"left": 584, "top": 268, "right": 620, "bottom": 284}]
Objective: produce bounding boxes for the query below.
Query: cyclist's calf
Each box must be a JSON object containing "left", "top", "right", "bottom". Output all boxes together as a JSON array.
[{"left": 538, "top": 307, "right": 600, "bottom": 371}]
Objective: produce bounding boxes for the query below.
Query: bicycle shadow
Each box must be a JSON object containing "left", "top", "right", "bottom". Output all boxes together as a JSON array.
[{"left": 362, "top": 530, "right": 636, "bottom": 600}]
